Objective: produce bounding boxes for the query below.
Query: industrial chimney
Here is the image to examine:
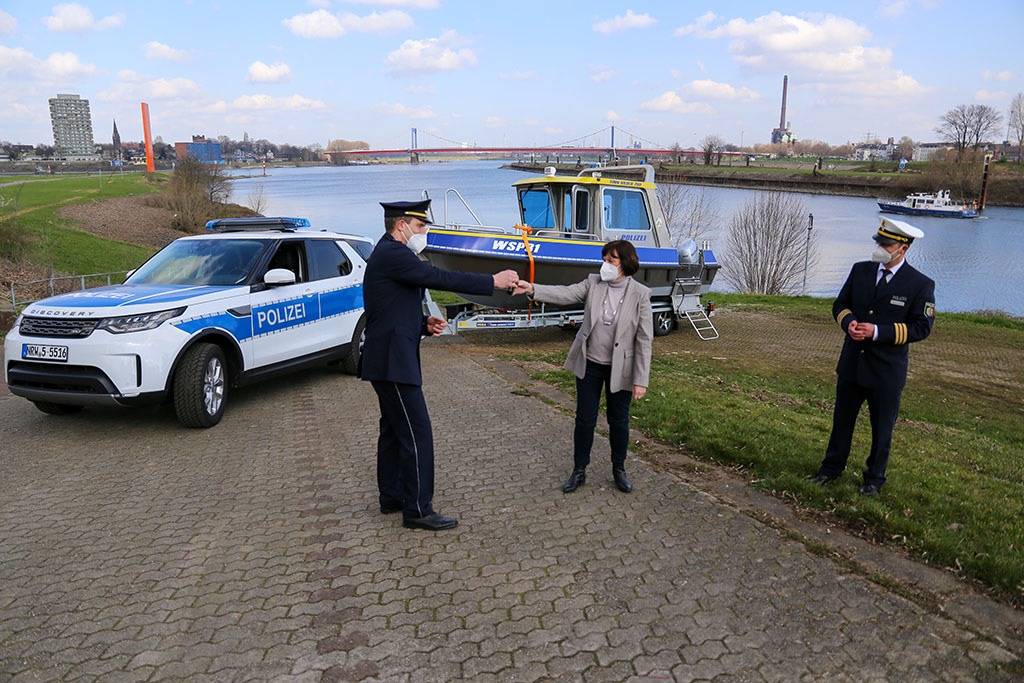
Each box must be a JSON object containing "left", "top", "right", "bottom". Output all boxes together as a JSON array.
[{"left": 779, "top": 75, "right": 788, "bottom": 130}]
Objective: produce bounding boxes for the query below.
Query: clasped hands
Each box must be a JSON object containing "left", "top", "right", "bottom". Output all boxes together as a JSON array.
[
  {"left": 847, "top": 320, "right": 875, "bottom": 341},
  {"left": 491, "top": 269, "right": 533, "bottom": 296}
]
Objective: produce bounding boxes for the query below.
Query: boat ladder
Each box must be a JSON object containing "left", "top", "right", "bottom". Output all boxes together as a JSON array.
[{"left": 684, "top": 308, "right": 719, "bottom": 340}]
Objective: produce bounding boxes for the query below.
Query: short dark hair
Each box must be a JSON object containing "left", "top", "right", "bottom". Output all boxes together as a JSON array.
[{"left": 603, "top": 240, "right": 639, "bottom": 276}]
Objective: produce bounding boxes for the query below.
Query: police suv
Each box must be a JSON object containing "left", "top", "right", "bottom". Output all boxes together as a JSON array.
[{"left": 4, "top": 217, "right": 370, "bottom": 428}]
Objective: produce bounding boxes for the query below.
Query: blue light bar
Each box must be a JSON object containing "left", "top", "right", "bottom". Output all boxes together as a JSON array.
[{"left": 205, "top": 217, "right": 311, "bottom": 232}]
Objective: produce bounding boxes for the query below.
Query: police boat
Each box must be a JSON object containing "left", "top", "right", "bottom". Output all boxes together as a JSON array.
[{"left": 422, "top": 164, "right": 720, "bottom": 311}]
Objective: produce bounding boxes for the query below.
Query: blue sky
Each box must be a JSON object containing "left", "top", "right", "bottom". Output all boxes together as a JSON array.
[{"left": 2, "top": 1, "right": 1022, "bottom": 150}]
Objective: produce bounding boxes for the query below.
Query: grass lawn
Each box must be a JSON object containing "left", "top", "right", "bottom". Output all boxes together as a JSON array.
[{"left": 492, "top": 293, "right": 1023, "bottom": 605}]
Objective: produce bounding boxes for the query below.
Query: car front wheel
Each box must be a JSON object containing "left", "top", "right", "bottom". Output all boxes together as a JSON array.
[{"left": 173, "top": 343, "right": 228, "bottom": 428}]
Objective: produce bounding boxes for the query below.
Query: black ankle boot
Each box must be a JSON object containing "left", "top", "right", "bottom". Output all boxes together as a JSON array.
[
  {"left": 562, "top": 469, "right": 586, "bottom": 493},
  {"left": 613, "top": 467, "right": 632, "bottom": 493}
]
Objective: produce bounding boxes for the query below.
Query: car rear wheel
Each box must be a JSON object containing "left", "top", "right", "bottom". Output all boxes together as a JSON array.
[
  {"left": 173, "top": 343, "right": 228, "bottom": 428},
  {"left": 653, "top": 310, "right": 675, "bottom": 337},
  {"left": 339, "top": 314, "right": 366, "bottom": 375},
  {"left": 32, "top": 401, "right": 84, "bottom": 416}
]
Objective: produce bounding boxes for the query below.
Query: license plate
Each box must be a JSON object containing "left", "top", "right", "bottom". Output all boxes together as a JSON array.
[{"left": 22, "top": 344, "right": 69, "bottom": 362}]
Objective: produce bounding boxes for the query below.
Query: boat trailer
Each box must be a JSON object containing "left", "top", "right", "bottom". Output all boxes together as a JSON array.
[{"left": 425, "top": 275, "right": 718, "bottom": 341}]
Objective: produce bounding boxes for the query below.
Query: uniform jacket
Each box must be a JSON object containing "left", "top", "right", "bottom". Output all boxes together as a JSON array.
[
  {"left": 833, "top": 260, "right": 935, "bottom": 390},
  {"left": 359, "top": 232, "right": 494, "bottom": 385},
  {"left": 533, "top": 274, "right": 653, "bottom": 394}
]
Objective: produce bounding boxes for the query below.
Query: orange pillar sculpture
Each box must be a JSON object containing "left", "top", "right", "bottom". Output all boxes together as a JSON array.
[{"left": 141, "top": 102, "right": 155, "bottom": 173}]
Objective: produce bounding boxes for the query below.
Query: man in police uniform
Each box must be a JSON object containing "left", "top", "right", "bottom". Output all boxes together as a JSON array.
[
  {"left": 810, "top": 217, "right": 936, "bottom": 496},
  {"left": 360, "top": 199, "right": 519, "bottom": 530}
]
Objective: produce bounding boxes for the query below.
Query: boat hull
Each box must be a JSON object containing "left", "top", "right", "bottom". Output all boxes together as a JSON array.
[
  {"left": 877, "top": 201, "right": 978, "bottom": 218},
  {"left": 424, "top": 228, "right": 683, "bottom": 309}
]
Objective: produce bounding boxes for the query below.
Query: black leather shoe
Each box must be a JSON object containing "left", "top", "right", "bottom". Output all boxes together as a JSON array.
[
  {"left": 562, "top": 469, "right": 586, "bottom": 493},
  {"left": 808, "top": 473, "right": 838, "bottom": 486},
  {"left": 403, "top": 513, "right": 458, "bottom": 530},
  {"left": 380, "top": 502, "right": 403, "bottom": 514},
  {"left": 859, "top": 483, "right": 881, "bottom": 496},
  {"left": 613, "top": 468, "right": 633, "bottom": 493}
]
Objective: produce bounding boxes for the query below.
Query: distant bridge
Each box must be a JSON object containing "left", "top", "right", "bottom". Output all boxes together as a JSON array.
[{"left": 322, "top": 126, "right": 712, "bottom": 164}]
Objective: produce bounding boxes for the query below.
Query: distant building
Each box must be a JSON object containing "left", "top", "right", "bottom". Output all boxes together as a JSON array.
[
  {"left": 770, "top": 75, "right": 796, "bottom": 144},
  {"left": 111, "top": 119, "right": 122, "bottom": 162},
  {"left": 48, "top": 93, "right": 97, "bottom": 160},
  {"left": 174, "top": 135, "right": 223, "bottom": 164},
  {"left": 913, "top": 142, "right": 955, "bottom": 162}
]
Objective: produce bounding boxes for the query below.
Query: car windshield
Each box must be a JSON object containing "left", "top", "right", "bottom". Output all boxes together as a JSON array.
[{"left": 127, "top": 239, "right": 266, "bottom": 286}]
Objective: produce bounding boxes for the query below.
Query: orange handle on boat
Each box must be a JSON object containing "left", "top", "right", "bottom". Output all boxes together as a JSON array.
[
  {"left": 513, "top": 224, "right": 535, "bottom": 283},
  {"left": 513, "top": 224, "right": 535, "bottom": 320}
]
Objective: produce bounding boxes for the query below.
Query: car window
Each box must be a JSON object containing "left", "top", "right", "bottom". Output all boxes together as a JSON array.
[
  {"left": 307, "top": 240, "right": 352, "bottom": 280},
  {"left": 127, "top": 239, "right": 266, "bottom": 286},
  {"left": 266, "top": 241, "right": 307, "bottom": 283},
  {"left": 340, "top": 238, "right": 373, "bottom": 262}
]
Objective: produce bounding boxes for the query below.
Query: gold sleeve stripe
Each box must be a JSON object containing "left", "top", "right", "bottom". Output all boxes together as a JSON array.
[
  {"left": 836, "top": 309, "right": 853, "bottom": 328},
  {"left": 894, "top": 323, "right": 907, "bottom": 345}
]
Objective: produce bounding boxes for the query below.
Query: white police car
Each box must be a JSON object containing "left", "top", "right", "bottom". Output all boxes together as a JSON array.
[{"left": 4, "top": 217, "right": 370, "bottom": 428}]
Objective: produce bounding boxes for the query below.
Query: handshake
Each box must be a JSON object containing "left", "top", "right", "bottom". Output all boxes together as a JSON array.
[{"left": 493, "top": 270, "right": 534, "bottom": 296}]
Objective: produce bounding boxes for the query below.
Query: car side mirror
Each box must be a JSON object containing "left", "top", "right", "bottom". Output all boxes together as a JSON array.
[{"left": 264, "top": 268, "right": 296, "bottom": 286}]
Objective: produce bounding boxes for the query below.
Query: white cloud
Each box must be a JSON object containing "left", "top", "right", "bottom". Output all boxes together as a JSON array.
[
  {"left": 43, "top": 3, "right": 124, "bottom": 33},
  {"left": 0, "top": 9, "right": 17, "bottom": 37},
  {"left": 485, "top": 116, "right": 506, "bottom": 128},
  {"left": 982, "top": 69, "right": 1013, "bottom": 82},
  {"left": 406, "top": 84, "right": 436, "bottom": 94},
  {"left": 590, "top": 67, "right": 617, "bottom": 84},
  {"left": 685, "top": 79, "right": 759, "bottom": 101},
  {"left": 145, "top": 42, "right": 189, "bottom": 62},
  {"left": 282, "top": 8, "right": 413, "bottom": 38},
  {"left": 247, "top": 61, "right": 292, "bottom": 83},
  {"left": 233, "top": 94, "right": 327, "bottom": 111},
  {"left": 878, "top": 1, "right": 911, "bottom": 19},
  {"left": 373, "top": 102, "right": 438, "bottom": 119},
  {"left": 282, "top": 9, "right": 345, "bottom": 38},
  {"left": 339, "top": 10, "right": 413, "bottom": 33},
  {"left": 674, "top": 11, "right": 717, "bottom": 37},
  {"left": 98, "top": 75, "right": 201, "bottom": 101},
  {"left": 975, "top": 89, "right": 1008, "bottom": 102},
  {"left": 605, "top": 110, "right": 621, "bottom": 122},
  {"left": 640, "top": 91, "right": 712, "bottom": 114},
  {"left": 386, "top": 31, "right": 477, "bottom": 76},
  {"left": 593, "top": 10, "right": 656, "bottom": 36},
  {"left": 0, "top": 45, "right": 99, "bottom": 82}
]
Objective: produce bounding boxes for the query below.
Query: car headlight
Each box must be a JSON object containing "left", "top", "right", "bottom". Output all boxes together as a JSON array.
[{"left": 96, "top": 307, "right": 186, "bottom": 334}]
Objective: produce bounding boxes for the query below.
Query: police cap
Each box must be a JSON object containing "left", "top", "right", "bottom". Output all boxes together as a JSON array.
[
  {"left": 380, "top": 199, "right": 433, "bottom": 224},
  {"left": 874, "top": 217, "right": 924, "bottom": 245}
]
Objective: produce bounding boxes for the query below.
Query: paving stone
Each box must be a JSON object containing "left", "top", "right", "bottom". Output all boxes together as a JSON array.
[{"left": 0, "top": 344, "right": 1019, "bottom": 682}]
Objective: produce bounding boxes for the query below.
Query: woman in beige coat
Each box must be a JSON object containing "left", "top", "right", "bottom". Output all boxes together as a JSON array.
[{"left": 513, "top": 240, "right": 653, "bottom": 493}]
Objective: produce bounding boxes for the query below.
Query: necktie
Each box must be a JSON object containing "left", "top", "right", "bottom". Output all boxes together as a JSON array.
[{"left": 875, "top": 269, "right": 891, "bottom": 292}]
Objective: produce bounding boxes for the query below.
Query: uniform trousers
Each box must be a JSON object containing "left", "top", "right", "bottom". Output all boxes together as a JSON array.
[
  {"left": 820, "top": 376, "right": 903, "bottom": 488},
  {"left": 573, "top": 360, "right": 633, "bottom": 471},
  {"left": 371, "top": 381, "right": 434, "bottom": 519}
]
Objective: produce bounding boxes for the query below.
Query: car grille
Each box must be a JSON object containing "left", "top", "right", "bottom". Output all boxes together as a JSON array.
[{"left": 20, "top": 316, "right": 100, "bottom": 338}]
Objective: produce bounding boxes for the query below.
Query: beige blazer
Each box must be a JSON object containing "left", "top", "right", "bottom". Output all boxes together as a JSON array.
[{"left": 533, "top": 274, "right": 653, "bottom": 393}]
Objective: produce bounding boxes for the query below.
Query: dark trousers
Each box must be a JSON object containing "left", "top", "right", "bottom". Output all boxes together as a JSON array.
[
  {"left": 371, "top": 381, "right": 434, "bottom": 518},
  {"left": 573, "top": 360, "right": 633, "bottom": 471},
  {"left": 819, "top": 376, "right": 903, "bottom": 488}
]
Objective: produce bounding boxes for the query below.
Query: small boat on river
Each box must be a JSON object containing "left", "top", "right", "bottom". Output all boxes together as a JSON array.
[
  {"left": 877, "top": 190, "right": 978, "bottom": 218},
  {"left": 422, "top": 164, "right": 720, "bottom": 311}
]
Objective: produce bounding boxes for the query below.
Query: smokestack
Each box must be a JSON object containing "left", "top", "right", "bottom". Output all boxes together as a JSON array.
[{"left": 779, "top": 75, "right": 788, "bottom": 130}]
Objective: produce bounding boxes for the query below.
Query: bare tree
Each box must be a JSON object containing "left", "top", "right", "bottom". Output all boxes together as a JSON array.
[
  {"left": 699, "top": 134, "right": 725, "bottom": 166},
  {"left": 896, "top": 136, "right": 915, "bottom": 161},
  {"left": 246, "top": 184, "right": 268, "bottom": 215},
  {"left": 657, "top": 182, "right": 719, "bottom": 245},
  {"left": 936, "top": 104, "right": 1003, "bottom": 162},
  {"left": 722, "top": 191, "right": 817, "bottom": 295},
  {"left": 1009, "top": 92, "right": 1024, "bottom": 162}
]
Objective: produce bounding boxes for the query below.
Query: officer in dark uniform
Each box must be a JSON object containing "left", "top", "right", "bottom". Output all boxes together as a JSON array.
[
  {"left": 359, "top": 199, "right": 519, "bottom": 530},
  {"left": 810, "top": 217, "right": 936, "bottom": 495}
]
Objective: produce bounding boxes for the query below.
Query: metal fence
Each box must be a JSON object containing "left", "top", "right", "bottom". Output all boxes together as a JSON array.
[{"left": 7, "top": 271, "right": 130, "bottom": 310}]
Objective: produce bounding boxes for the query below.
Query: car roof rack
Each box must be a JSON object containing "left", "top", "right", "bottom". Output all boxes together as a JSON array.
[{"left": 206, "top": 216, "right": 311, "bottom": 232}]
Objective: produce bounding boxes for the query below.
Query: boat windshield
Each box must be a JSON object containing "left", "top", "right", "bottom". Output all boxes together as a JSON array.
[{"left": 602, "top": 187, "right": 652, "bottom": 234}]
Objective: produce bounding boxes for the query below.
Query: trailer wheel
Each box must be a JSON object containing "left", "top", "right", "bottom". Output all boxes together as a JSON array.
[{"left": 653, "top": 310, "right": 674, "bottom": 337}]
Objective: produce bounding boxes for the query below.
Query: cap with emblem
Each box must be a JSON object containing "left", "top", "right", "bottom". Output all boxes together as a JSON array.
[
  {"left": 380, "top": 199, "right": 433, "bottom": 224},
  {"left": 874, "top": 217, "right": 924, "bottom": 245}
]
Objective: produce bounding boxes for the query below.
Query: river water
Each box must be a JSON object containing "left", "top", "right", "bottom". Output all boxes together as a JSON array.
[{"left": 227, "top": 161, "right": 1024, "bottom": 317}]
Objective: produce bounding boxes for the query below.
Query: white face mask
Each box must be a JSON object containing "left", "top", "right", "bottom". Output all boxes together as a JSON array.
[
  {"left": 400, "top": 222, "right": 428, "bottom": 254},
  {"left": 871, "top": 244, "right": 899, "bottom": 264},
  {"left": 600, "top": 261, "right": 620, "bottom": 281}
]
